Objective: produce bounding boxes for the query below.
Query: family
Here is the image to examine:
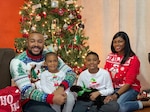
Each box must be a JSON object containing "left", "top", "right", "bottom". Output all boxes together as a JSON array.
[{"left": 10, "top": 31, "right": 150, "bottom": 112}]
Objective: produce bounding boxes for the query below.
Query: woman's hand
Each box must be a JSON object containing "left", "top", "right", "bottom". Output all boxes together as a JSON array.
[{"left": 104, "top": 94, "right": 118, "bottom": 104}]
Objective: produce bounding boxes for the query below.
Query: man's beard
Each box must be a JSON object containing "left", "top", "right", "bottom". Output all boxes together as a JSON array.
[{"left": 28, "top": 49, "right": 43, "bottom": 56}]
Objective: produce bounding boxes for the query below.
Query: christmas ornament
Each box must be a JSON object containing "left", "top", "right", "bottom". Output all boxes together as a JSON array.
[
  {"left": 69, "top": 13, "right": 74, "bottom": 19},
  {"left": 54, "top": 44, "right": 58, "bottom": 51},
  {"left": 22, "top": 33, "right": 29, "bottom": 38},
  {"left": 63, "top": 23, "right": 68, "bottom": 30},
  {"left": 35, "top": 15, "right": 41, "bottom": 21},
  {"left": 23, "top": 29, "right": 27, "bottom": 33},
  {"left": 72, "top": 10, "right": 77, "bottom": 16},
  {"left": 31, "top": 26, "right": 36, "bottom": 31},
  {"left": 44, "top": 0, "right": 48, "bottom": 5},
  {"left": 16, "top": 0, "right": 90, "bottom": 76},
  {"left": 66, "top": 0, "right": 74, "bottom": 5},
  {"left": 51, "top": 0, "right": 59, "bottom": 8},
  {"left": 32, "top": 4, "right": 42, "bottom": 10},
  {"left": 77, "top": 14, "right": 82, "bottom": 19},
  {"left": 74, "top": 34, "right": 80, "bottom": 44},
  {"left": 55, "top": 27, "right": 61, "bottom": 36},
  {"left": 78, "top": 23, "right": 84, "bottom": 30},
  {"left": 58, "top": 8, "right": 65, "bottom": 16},
  {"left": 57, "top": 38, "right": 61, "bottom": 46},
  {"left": 67, "top": 24, "right": 74, "bottom": 33},
  {"left": 44, "top": 34, "right": 48, "bottom": 40},
  {"left": 47, "top": 44, "right": 55, "bottom": 52},
  {"left": 20, "top": 16, "right": 29, "bottom": 22},
  {"left": 42, "top": 12, "right": 47, "bottom": 18},
  {"left": 51, "top": 19, "right": 57, "bottom": 29},
  {"left": 47, "top": 44, "right": 58, "bottom": 52},
  {"left": 53, "top": 44, "right": 58, "bottom": 52}
]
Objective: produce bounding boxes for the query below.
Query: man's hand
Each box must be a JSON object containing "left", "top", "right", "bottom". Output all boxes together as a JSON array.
[
  {"left": 52, "top": 86, "right": 67, "bottom": 105},
  {"left": 53, "top": 86, "right": 65, "bottom": 95},
  {"left": 11, "top": 79, "right": 16, "bottom": 86}
]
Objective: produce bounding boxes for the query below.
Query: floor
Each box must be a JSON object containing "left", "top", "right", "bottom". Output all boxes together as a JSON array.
[{"left": 134, "top": 107, "right": 150, "bottom": 112}]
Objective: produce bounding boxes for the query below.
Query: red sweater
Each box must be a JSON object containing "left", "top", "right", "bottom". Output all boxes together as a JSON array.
[{"left": 104, "top": 53, "right": 141, "bottom": 92}]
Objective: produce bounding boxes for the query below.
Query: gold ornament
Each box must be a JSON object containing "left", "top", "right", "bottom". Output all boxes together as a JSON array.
[
  {"left": 66, "top": 0, "right": 74, "bottom": 5},
  {"left": 31, "top": 26, "right": 36, "bottom": 31},
  {"left": 51, "top": 19, "right": 57, "bottom": 29},
  {"left": 32, "top": 4, "right": 42, "bottom": 10},
  {"left": 35, "top": 15, "right": 41, "bottom": 21}
]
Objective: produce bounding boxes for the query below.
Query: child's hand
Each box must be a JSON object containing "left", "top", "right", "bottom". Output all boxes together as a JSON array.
[
  {"left": 103, "top": 95, "right": 113, "bottom": 104},
  {"left": 53, "top": 86, "right": 66, "bottom": 97},
  {"left": 90, "top": 91, "right": 100, "bottom": 101}
]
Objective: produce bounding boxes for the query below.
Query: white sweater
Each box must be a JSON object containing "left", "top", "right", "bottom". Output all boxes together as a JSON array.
[
  {"left": 77, "top": 68, "right": 114, "bottom": 96},
  {"left": 40, "top": 70, "right": 65, "bottom": 94}
]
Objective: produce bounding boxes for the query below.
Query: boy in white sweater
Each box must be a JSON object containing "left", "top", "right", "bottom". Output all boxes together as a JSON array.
[{"left": 72, "top": 51, "right": 119, "bottom": 112}]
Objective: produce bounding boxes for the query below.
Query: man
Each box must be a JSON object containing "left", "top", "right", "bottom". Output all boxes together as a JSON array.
[{"left": 10, "top": 32, "right": 76, "bottom": 112}]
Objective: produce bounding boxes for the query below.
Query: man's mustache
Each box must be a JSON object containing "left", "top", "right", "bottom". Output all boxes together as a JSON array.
[{"left": 31, "top": 46, "right": 41, "bottom": 49}]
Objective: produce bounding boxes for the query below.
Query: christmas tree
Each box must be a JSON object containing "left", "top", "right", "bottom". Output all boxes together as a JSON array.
[{"left": 15, "top": 0, "right": 90, "bottom": 75}]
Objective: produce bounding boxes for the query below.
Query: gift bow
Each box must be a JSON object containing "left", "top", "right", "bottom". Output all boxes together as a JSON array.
[{"left": 77, "top": 82, "right": 92, "bottom": 96}]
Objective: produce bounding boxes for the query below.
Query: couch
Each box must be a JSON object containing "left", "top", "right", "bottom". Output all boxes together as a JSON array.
[
  {"left": 0, "top": 48, "right": 15, "bottom": 89},
  {"left": 0, "top": 48, "right": 150, "bottom": 112}
]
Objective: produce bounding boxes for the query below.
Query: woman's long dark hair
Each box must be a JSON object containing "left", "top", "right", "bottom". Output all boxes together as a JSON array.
[{"left": 111, "top": 31, "right": 135, "bottom": 64}]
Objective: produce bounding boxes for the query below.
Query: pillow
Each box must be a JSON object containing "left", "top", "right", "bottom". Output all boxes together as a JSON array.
[{"left": 0, "top": 86, "right": 21, "bottom": 112}]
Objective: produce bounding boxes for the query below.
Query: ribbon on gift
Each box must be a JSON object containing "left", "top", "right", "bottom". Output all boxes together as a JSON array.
[{"left": 77, "top": 82, "right": 92, "bottom": 96}]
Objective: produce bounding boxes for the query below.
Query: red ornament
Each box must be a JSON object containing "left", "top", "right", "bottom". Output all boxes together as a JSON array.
[
  {"left": 58, "top": 8, "right": 65, "bottom": 16},
  {"left": 20, "top": 18, "right": 24, "bottom": 22},
  {"left": 51, "top": 8, "right": 59, "bottom": 13},
  {"left": 20, "top": 17, "right": 29, "bottom": 22},
  {"left": 39, "top": 12, "right": 47, "bottom": 18},
  {"left": 72, "top": 10, "right": 77, "bottom": 16},
  {"left": 77, "top": 14, "right": 82, "bottom": 19},
  {"left": 22, "top": 33, "right": 29, "bottom": 38},
  {"left": 67, "top": 24, "right": 74, "bottom": 30},
  {"left": 68, "top": 44, "right": 80, "bottom": 50},
  {"left": 42, "top": 12, "right": 47, "bottom": 18}
]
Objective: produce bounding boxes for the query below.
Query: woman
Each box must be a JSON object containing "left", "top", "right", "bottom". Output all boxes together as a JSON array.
[{"left": 104, "top": 31, "right": 150, "bottom": 112}]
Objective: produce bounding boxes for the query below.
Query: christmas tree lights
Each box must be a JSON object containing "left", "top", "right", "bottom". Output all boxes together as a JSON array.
[{"left": 15, "top": 0, "right": 90, "bottom": 75}]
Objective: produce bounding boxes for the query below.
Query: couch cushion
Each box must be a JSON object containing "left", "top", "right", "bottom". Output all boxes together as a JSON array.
[{"left": 0, "top": 48, "right": 15, "bottom": 89}]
